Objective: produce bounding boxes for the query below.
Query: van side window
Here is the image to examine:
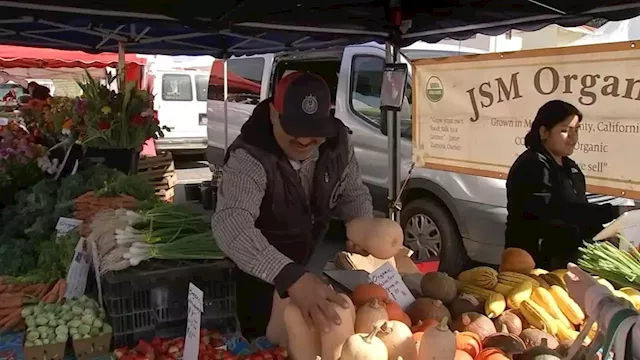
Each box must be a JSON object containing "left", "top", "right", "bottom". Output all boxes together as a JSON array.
[
  {"left": 162, "top": 74, "right": 193, "bottom": 101},
  {"left": 208, "top": 58, "right": 264, "bottom": 105},
  {"left": 350, "top": 56, "right": 412, "bottom": 139}
]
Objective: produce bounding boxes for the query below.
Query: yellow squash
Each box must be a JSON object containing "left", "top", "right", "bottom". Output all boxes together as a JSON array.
[
  {"left": 507, "top": 280, "right": 533, "bottom": 309},
  {"left": 520, "top": 299, "right": 558, "bottom": 335},
  {"left": 492, "top": 283, "right": 514, "bottom": 297},
  {"left": 530, "top": 287, "right": 572, "bottom": 329},
  {"left": 498, "top": 271, "right": 540, "bottom": 288},
  {"left": 485, "top": 292, "right": 506, "bottom": 319},
  {"left": 549, "top": 285, "right": 585, "bottom": 326}
]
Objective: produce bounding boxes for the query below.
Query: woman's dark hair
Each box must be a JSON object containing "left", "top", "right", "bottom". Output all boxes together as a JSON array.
[{"left": 524, "top": 100, "right": 583, "bottom": 149}]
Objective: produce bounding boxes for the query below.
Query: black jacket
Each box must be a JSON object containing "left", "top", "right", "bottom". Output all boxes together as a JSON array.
[{"left": 505, "top": 147, "right": 619, "bottom": 268}]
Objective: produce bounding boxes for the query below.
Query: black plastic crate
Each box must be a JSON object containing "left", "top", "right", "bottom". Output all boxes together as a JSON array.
[{"left": 102, "top": 259, "right": 236, "bottom": 348}]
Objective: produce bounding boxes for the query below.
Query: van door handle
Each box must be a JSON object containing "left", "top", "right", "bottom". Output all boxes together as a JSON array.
[{"left": 167, "top": 126, "right": 175, "bottom": 129}]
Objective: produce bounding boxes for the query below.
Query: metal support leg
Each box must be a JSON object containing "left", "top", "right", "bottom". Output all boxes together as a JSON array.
[{"left": 386, "top": 42, "right": 401, "bottom": 222}]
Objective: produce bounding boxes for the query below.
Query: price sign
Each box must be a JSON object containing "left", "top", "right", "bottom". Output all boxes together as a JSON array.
[
  {"left": 183, "top": 283, "right": 204, "bottom": 360},
  {"left": 55, "top": 217, "right": 82, "bottom": 240},
  {"left": 368, "top": 262, "right": 416, "bottom": 309},
  {"left": 64, "top": 238, "right": 90, "bottom": 300}
]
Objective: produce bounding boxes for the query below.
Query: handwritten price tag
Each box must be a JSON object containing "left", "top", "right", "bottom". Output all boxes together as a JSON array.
[
  {"left": 183, "top": 283, "right": 204, "bottom": 360},
  {"left": 368, "top": 262, "right": 415, "bottom": 309},
  {"left": 55, "top": 217, "right": 82, "bottom": 240}
]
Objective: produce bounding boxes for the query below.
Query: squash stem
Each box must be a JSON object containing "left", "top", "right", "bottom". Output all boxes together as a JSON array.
[{"left": 364, "top": 326, "right": 381, "bottom": 343}]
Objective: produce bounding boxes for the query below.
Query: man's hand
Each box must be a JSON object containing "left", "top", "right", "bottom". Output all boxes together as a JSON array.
[
  {"left": 288, "top": 273, "right": 349, "bottom": 332},
  {"left": 564, "top": 262, "right": 601, "bottom": 310},
  {"left": 346, "top": 239, "right": 369, "bottom": 256}
]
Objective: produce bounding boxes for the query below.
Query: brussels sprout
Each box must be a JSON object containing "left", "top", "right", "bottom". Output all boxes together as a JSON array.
[
  {"left": 25, "top": 331, "right": 40, "bottom": 341},
  {"left": 35, "top": 315, "right": 49, "bottom": 326},
  {"left": 81, "top": 314, "right": 95, "bottom": 325},
  {"left": 71, "top": 306, "right": 83, "bottom": 315},
  {"left": 46, "top": 313, "right": 56, "bottom": 322},
  {"left": 72, "top": 333, "right": 82, "bottom": 340},
  {"left": 48, "top": 319, "right": 57, "bottom": 327},
  {"left": 82, "top": 308, "right": 96, "bottom": 317},
  {"left": 21, "top": 306, "right": 33, "bottom": 318},
  {"left": 101, "top": 323, "right": 113, "bottom": 334},
  {"left": 36, "top": 326, "right": 49, "bottom": 334},
  {"left": 55, "top": 325, "right": 69, "bottom": 336},
  {"left": 55, "top": 334, "right": 68, "bottom": 344},
  {"left": 25, "top": 316, "right": 36, "bottom": 328},
  {"left": 67, "top": 319, "right": 82, "bottom": 328},
  {"left": 43, "top": 304, "right": 57, "bottom": 313},
  {"left": 42, "top": 339, "right": 50, "bottom": 345},
  {"left": 89, "top": 327, "right": 100, "bottom": 337},
  {"left": 92, "top": 319, "right": 103, "bottom": 329},
  {"left": 82, "top": 334, "right": 91, "bottom": 339},
  {"left": 61, "top": 304, "right": 71, "bottom": 312},
  {"left": 24, "top": 341, "right": 34, "bottom": 347},
  {"left": 78, "top": 324, "right": 91, "bottom": 335},
  {"left": 69, "top": 327, "right": 78, "bottom": 335},
  {"left": 61, "top": 312, "right": 74, "bottom": 322},
  {"left": 33, "top": 339, "right": 43, "bottom": 346}
]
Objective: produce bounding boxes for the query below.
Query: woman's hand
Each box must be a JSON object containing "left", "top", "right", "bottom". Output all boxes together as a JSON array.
[{"left": 564, "top": 262, "right": 600, "bottom": 310}]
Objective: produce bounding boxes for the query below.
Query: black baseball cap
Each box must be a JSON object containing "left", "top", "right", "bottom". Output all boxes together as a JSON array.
[{"left": 273, "top": 71, "right": 337, "bottom": 138}]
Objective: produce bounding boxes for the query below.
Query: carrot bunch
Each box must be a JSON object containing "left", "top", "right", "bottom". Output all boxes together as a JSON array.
[
  {"left": 0, "top": 278, "right": 67, "bottom": 331},
  {"left": 73, "top": 191, "right": 138, "bottom": 221}
]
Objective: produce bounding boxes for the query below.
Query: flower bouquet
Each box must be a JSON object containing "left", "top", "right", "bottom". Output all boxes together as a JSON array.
[
  {"left": 76, "top": 72, "right": 168, "bottom": 173},
  {"left": 0, "top": 121, "right": 49, "bottom": 206}
]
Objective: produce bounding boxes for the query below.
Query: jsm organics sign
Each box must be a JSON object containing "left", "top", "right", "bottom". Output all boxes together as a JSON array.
[{"left": 413, "top": 42, "right": 640, "bottom": 198}]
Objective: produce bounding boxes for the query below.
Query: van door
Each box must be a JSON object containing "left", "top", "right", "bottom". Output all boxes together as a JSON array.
[
  {"left": 206, "top": 55, "right": 273, "bottom": 166},
  {"left": 336, "top": 46, "right": 412, "bottom": 210},
  {"left": 156, "top": 72, "right": 206, "bottom": 139}
]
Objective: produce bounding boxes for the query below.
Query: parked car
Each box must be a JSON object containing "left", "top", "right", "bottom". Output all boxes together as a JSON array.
[{"left": 205, "top": 42, "right": 632, "bottom": 274}]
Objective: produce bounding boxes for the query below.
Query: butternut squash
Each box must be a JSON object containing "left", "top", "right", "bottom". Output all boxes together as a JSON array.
[
  {"left": 266, "top": 291, "right": 290, "bottom": 347},
  {"left": 376, "top": 320, "right": 417, "bottom": 360},
  {"left": 419, "top": 317, "right": 456, "bottom": 360},
  {"left": 284, "top": 302, "right": 321, "bottom": 360},
  {"left": 340, "top": 326, "right": 388, "bottom": 360},
  {"left": 355, "top": 299, "right": 388, "bottom": 333},
  {"left": 346, "top": 217, "right": 403, "bottom": 259},
  {"left": 320, "top": 293, "right": 356, "bottom": 360}
]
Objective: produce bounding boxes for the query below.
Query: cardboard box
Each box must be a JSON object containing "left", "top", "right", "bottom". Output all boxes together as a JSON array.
[
  {"left": 333, "top": 246, "right": 421, "bottom": 274},
  {"left": 71, "top": 333, "right": 111, "bottom": 360},
  {"left": 23, "top": 342, "right": 66, "bottom": 360}
]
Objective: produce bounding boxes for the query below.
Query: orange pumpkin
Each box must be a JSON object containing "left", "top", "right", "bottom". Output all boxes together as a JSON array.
[
  {"left": 412, "top": 331, "right": 423, "bottom": 353},
  {"left": 352, "top": 284, "right": 389, "bottom": 307},
  {"left": 476, "top": 347, "right": 510, "bottom": 360},
  {"left": 455, "top": 331, "right": 483, "bottom": 358},
  {"left": 385, "top": 300, "right": 405, "bottom": 322},
  {"left": 455, "top": 349, "right": 474, "bottom": 360},
  {"left": 411, "top": 319, "right": 439, "bottom": 333},
  {"left": 499, "top": 248, "right": 535, "bottom": 273}
]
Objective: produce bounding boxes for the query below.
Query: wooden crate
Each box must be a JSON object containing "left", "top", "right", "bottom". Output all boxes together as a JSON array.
[{"left": 137, "top": 152, "right": 177, "bottom": 202}]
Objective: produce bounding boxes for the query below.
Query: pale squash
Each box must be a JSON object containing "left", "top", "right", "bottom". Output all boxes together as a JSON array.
[
  {"left": 419, "top": 317, "right": 456, "bottom": 360},
  {"left": 376, "top": 320, "right": 417, "bottom": 360},
  {"left": 266, "top": 291, "right": 290, "bottom": 347},
  {"left": 346, "top": 217, "right": 403, "bottom": 259},
  {"left": 355, "top": 299, "right": 388, "bottom": 333},
  {"left": 340, "top": 326, "right": 388, "bottom": 360},
  {"left": 284, "top": 302, "right": 321, "bottom": 360},
  {"left": 320, "top": 293, "right": 356, "bottom": 360}
]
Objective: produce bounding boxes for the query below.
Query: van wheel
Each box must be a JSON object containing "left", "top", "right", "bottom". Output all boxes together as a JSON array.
[{"left": 401, "top": 198, "right": 467, "bottom": 276}]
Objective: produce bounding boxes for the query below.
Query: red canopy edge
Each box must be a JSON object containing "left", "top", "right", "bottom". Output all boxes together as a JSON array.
[
  {"left": 209, "top": 61, "right": 260, "bottom": 94},
  {"left": 0, "top": 45, "right": 146, "bottom": 69}
]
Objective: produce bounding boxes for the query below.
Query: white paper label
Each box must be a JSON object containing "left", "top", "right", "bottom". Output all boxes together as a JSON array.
[
  {"left": 183, "top": 283, "right": 204, "bottom": 360},
  {"left": 55, "top": 217, "right": 82, "bottom": 239},
  {"left": 368, "top": 261, "right": 416, "bottom": 309},
  {"left": 89, "top": 240, "right": 104, "bottom": 308},
  {"left": 64, "top": 238, "right": 90, "bottom": 300}
]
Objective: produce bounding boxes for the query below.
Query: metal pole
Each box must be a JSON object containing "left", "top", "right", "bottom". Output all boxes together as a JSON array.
[
  {"left": 117, "top": 42, "right": 125, "bottom": 91},
  {"left": 223, "top": 56, "right": 229, "bottom": 151},
  {"left": 385, "top": 42, "right": 401, "bottom": 222}
]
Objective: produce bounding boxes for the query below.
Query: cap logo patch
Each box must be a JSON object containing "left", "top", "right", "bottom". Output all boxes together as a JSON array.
[{"left": 302, "top": 95, "right": 318, "bottom": 115}]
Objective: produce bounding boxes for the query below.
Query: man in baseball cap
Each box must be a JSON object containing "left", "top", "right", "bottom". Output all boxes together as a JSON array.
[{"left": 212, "top": 71, "right": 376, "bottom": 340}]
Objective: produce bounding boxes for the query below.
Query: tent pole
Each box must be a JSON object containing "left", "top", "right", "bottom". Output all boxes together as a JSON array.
[
  {"left": 117, "top": 42, "right": 125, "bottom": 91},
  {"left": 386, "top": 41, "right": 401, "bottom": 222},
  {"left": 223, "top": 55, "right": 229, "bottom": 151}
]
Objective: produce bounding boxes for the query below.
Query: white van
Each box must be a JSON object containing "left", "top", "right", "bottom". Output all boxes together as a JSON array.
[{"left": 153, "top": 69, "right": 209, "bottom": 153}]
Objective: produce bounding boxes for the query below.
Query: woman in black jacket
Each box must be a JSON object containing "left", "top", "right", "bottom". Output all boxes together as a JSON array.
[{"left": 505, "top": 100, "right": 632, "bottom": 270}]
